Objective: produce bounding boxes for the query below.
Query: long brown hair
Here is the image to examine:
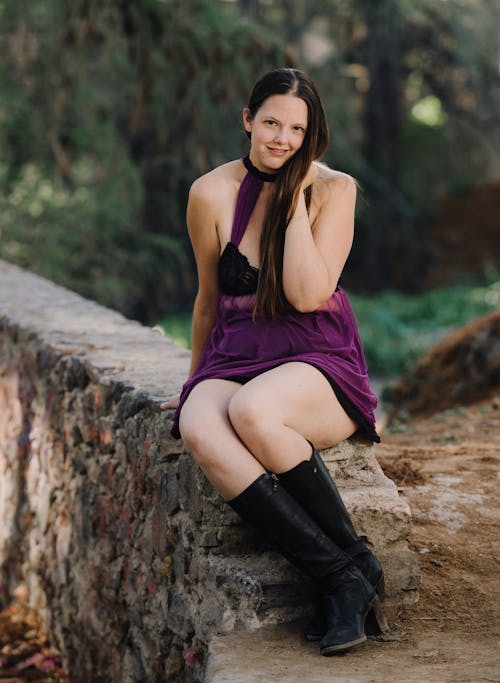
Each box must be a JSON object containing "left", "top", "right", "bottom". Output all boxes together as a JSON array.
[{"left": 246, "top": 68, "right": 329, "bottom": 317}]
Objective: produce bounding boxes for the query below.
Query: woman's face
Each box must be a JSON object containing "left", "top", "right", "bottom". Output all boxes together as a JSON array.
[{"left": 243, "top": 93, "right": 308, "bottom": 173}]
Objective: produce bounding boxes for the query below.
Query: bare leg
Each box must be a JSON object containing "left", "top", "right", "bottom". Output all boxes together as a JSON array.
[
  {"left": 228, "top": 362, "right": 357, "bottom": 473},
  {"left": 180, "top": 369, "right": 377, "bottom": 655},
  {"left": 178, "top": 379, "right": 266, "bottom": 500},
  {"left": 179, "top": 364, "right": 357, "bottom": 498}
]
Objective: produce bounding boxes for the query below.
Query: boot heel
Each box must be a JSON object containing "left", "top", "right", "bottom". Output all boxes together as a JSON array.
[
  {"left": 375, "top": 574, "right": 386, "bottom": 602},
  {"left": 365, "top": 595, "right": 389, "bottom": 635}
]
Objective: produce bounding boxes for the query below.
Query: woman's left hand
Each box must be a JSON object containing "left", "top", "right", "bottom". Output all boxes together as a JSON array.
[{"left": 160, "top": 395, "right": 180, "bottom": 410}]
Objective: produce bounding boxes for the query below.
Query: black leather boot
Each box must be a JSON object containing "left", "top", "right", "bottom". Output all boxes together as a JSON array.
[
  {"left": 278, "top": 445, "right": 388, "bottom": 638},
  {"left": 228, "top": 473, "right": 377, "bottom": 654}
]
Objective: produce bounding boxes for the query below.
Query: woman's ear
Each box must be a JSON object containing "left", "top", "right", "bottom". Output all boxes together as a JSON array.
[{"left": 242, "top": 108, "right": 253, "bottom": 134}]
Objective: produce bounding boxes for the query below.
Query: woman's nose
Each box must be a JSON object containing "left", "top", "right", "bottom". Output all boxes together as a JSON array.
[{"left": 273, "top": 128, "right": 286, "bottom": 143}]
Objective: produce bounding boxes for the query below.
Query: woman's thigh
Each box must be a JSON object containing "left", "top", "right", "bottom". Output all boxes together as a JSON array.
[
  {"left": 228, "top": 362, "right": 358, "bottom": 451},
  {"left": 178, "top": 378, "right": 266, "bottom": 499}
]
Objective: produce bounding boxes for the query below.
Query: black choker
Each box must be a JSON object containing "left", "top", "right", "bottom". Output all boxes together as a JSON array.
[{"left": 243, "top": 155, "right": 279, "bottom": 182}]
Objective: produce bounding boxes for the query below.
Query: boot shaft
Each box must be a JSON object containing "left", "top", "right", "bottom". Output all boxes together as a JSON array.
[
  {"left": 279, "top": 446, "right": 383, "bottom": 588},
  {"left": 228, "top": 473, "right": 352, "bottom": 583}
]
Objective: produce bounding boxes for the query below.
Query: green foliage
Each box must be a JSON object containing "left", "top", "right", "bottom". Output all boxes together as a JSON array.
[
  {"left": 158, "top": 312, "right": 192, "bottom": 349},
  {"left": 0, "top": 156, "right": 185, "bottom": 317},
  {"left": 349, "top": 279, "right": 500, "bottom": 376},
  {"left": 0, "top": 0, "right": 284, "bottom": 320},
  {"left": 159, "top": 280, "right": 500, "bottom": 377},
  {"left": 0, "top": 0, "right": 499, "bottom": 320}
]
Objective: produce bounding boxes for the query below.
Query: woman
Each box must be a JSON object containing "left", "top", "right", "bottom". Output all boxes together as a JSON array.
[{"left": 161, "top": 68, "right": 386, "bottom": 655}]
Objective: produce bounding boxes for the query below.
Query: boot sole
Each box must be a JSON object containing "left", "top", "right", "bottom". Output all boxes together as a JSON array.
[
  {"left": 319, "top": 591, "right": 377, "bottom": 656},
  {"left": 320, "top": 634, "right": 367, "bottom": 656}
]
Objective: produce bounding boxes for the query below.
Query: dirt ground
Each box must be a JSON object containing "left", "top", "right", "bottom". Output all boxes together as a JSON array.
[{"left": 373, "top": 396, "right": 500, "bottom": 682}]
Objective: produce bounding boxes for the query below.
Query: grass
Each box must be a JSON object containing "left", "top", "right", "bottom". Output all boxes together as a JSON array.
[
  {"left": 157, "top": 312, "right": 193, "bottom": 349},
  {"left": 349, "top": 278, "right": 500, "bottom": 376},
  {"left": 157, "top": 279, "right": 500, "bottom": 378}
]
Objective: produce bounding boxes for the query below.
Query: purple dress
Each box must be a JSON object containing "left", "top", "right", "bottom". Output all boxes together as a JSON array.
[{"left": 171, "top": 167, "right": 380, "bottom": 443}]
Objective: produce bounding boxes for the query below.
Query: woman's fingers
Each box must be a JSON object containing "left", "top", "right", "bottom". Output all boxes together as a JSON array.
[{"left": 160, "top": 395, "right": 180, "bottom": 410}]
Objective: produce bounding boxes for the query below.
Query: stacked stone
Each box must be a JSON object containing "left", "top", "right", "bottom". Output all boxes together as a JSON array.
[{"left": 0, "top": 259, "right": 418, "bottom": 683}]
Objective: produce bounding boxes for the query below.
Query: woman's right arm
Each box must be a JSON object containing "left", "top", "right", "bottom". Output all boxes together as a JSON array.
[
  {"left": 186, "top": 177, "right": 221, "bottom": 377},
  {"left": 160, "top": 175, "right": 222, "bottom": 410}
]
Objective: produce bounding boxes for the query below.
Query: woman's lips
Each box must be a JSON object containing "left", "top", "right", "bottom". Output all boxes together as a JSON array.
[{"left": 267, "top": 146, "right": 288, "bottom": 156}]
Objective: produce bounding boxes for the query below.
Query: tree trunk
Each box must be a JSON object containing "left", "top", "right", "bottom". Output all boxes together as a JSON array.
[{"left": 361, "top": 0, "right": 404, "bottom": 290}]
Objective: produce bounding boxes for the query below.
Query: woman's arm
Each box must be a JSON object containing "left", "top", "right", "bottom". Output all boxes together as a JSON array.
[
  {"left": 186, "top": 177, "right": 222, "bottom": 375},
  {"left": 161, "top": 176, "right": 221, "bottom": 410},
  {"left": 282, "top": 168, "right": 356, "bottom": 312}
]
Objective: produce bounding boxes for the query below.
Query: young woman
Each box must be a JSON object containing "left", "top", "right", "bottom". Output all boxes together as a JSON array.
[{"left": 161, "top": 68, "right": 386, "bottom": 655}]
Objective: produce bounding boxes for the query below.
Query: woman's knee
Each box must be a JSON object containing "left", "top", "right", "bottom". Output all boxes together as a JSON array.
[{"left": 228, "top": 389, "right": 272, "bottom": 442}]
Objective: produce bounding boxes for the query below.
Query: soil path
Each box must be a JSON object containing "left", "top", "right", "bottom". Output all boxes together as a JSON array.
[{"left": 373, "top": 396, "right": 500, "bottom": 682}]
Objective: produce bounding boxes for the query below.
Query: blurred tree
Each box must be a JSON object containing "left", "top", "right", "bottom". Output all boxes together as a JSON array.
[
  {"left": 0, "top": 0, "right": 284, "bottom": 320},
  {"left": 0, "top": 0, "right": 498, "bottom": 318},
  {"left": 249, "top": 0, "right": 500, "bottom": 291}
]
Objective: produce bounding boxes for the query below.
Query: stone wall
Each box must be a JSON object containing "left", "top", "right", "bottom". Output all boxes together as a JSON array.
[{"left": 0, "top": 260, "right": 419, "bottom": 682}]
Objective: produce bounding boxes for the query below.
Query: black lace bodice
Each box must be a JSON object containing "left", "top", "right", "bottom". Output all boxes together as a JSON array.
[{"left": 218, "top": 242, "right": 259, "bottom": 296}]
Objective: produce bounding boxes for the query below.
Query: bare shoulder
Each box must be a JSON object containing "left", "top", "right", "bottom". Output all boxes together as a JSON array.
[
  {"left": 313, "top": 162, "right": 357, "bottom": 199},
  {"left": 309, "top": 163, "right": 356, "bottom": 228},
  {"left": 189, "top": 160, "right": 242, "bottom": 207}
]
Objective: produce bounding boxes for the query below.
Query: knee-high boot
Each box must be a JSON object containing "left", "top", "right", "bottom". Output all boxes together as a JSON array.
[
  {"left": 278, "top": 445, "right": 388, "bottom": 638},
  {"left": 228, "top": 473, "right": 378, "bottom": 655}
]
